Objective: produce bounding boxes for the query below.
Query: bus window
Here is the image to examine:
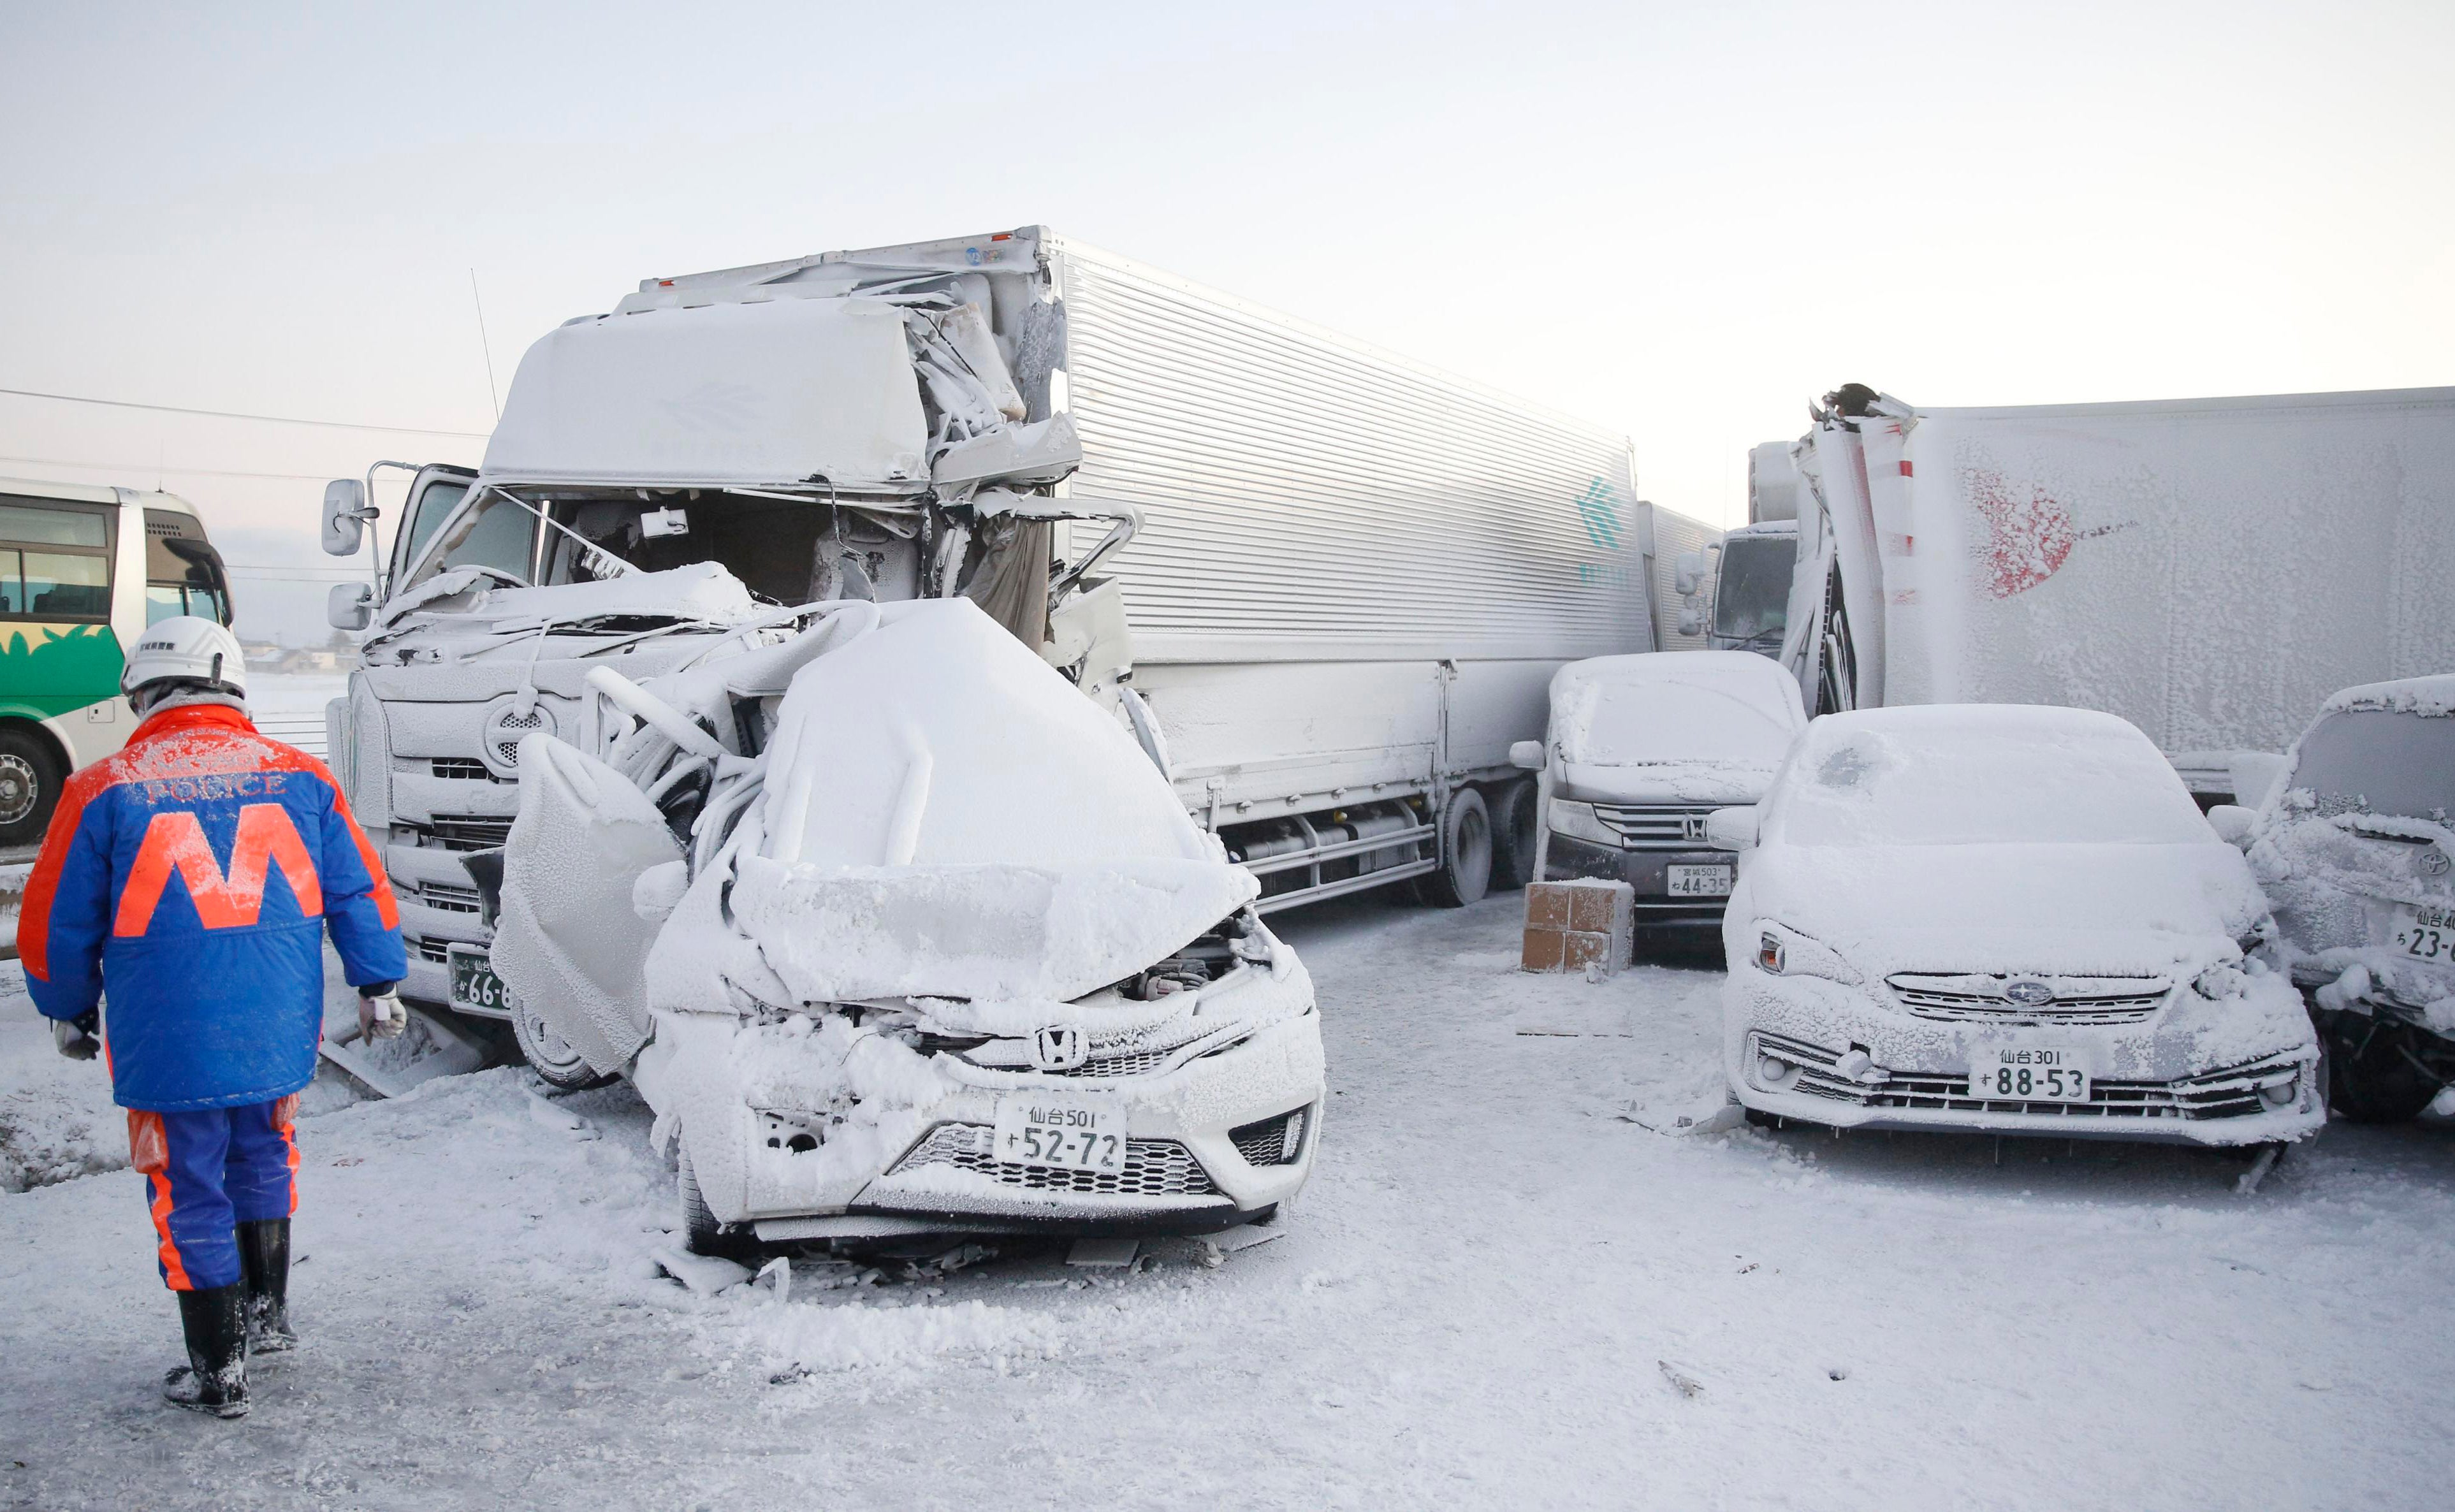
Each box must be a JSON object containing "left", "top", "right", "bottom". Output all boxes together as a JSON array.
[
  {"left": 403, "top": 488, "right": 537, "bottom": 592},
  {"left": 144, "top": 516, "right": 235, "bottom": 627},
  {"left": 0, "top": 496, "right": 113, "bottom": 623}
]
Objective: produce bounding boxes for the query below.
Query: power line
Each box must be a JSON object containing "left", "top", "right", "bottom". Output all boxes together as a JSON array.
[{"left": 0, "top": 386, "right": 490, "bottom": 439}]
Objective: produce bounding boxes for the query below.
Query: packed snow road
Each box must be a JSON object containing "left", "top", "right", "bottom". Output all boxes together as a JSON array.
[{"left": 4, "top": 896, "right": 2453, "bottom": 1510}]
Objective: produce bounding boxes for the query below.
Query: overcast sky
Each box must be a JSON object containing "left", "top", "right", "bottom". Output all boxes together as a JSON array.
[{"left": 3, "top": 0, "right": 2448, "bottom": 643}]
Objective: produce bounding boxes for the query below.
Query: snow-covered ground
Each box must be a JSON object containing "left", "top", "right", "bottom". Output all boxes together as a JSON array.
[{"left": 4, "top": 894, "right": 2454, "bottom": 1509}]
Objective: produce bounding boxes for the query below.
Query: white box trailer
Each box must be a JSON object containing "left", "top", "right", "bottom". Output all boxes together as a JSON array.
[
  {"left": 1775, "top": 384, "right": 2455, "bottom": 796},
  {"left": 318, "top": 226, "right": 1652, "bottom": 1031}
]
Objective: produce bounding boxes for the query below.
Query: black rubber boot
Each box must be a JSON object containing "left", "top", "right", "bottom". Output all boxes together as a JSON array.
[
  {"left": 238, "top": 1219, "right": 296, "bottom": 1355},
  {"left": 162, "top": 1283, "right": 249, "bottom": 1418}
]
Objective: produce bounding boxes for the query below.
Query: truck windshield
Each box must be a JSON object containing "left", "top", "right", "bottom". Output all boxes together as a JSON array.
[
  {"left": 1712, "top": 534, "right": 1795, "bottom": 651},
  {"left": 2289, "top": 709, "right": 2455, "bottom": 822}
]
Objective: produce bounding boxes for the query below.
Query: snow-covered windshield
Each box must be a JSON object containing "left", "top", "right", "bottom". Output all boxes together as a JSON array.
[
  {"left": 1555, "top": 653, "right": 1803, "bottom": 767},
  {"left": 1712, "top": 533, "right": 1795, "bottom": 649},
  {"left": 2288, "top": 709, "right": 2455, "bottom": 822},
  {"left": 1774, "top": 708, "right": 2211, "bottom": 848}
]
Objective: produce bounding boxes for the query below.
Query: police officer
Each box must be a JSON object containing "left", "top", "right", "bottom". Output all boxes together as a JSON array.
[{"left": 18, "top": 617, "right": 407, "bottom": 1418}]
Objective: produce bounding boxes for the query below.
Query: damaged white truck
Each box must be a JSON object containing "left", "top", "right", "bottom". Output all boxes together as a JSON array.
[{"left": 314, "top": 226, "right": 1650, "bottom": 1244}]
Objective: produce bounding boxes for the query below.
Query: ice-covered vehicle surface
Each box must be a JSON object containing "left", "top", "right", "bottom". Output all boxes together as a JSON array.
[
  {"left": 1538, "top": 651, "right": 1807, "bottom": 932},
  {"left": 1718, "top": 704, "right": 2322, "bottom": 1145},
  {"left": 2234, "top": 674, "right": 2455, "bottom": 1121},
  {"left": 490, "top": 597, "right": 1324, "bottom": 1246}
]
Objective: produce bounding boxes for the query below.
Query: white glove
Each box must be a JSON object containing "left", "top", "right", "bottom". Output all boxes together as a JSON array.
[
  {"left": 358, "top": 991, "right": 407, "bottom": 1040},
  {"left": 53, "top": 1012, "right": 101, "bottom": 1061}
]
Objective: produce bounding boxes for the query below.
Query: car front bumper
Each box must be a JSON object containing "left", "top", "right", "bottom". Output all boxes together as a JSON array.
[
  {"left": 1724, "top": 972, "right": 2325, "bottom": 1146},
  {"left": 1544, "top": 833, "right": 1732, "bottom": 929}
]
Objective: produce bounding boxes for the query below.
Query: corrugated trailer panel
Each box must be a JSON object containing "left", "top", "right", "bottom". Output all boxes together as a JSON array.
[
  {"left": 1643, "top": 503, "right": 1723, "bottom": 651},
  {"left": 1048, "top": 238, "right": 1646, "bottom": 665}
]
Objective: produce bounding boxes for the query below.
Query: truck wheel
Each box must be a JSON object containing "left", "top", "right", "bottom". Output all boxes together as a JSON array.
[
  {"left": 0, "top": 726, "right": 66, "bottom": 850},
  {"left": 2324, "top": 1021, "right": 2441, "bottom": 1124},
  {"left": 1487, "top": 780, "right": 1539, "bottom": 891},
  {"left": 511, "top": 995, "right": 617, "bottom": 1093},
  {"left": 1417, "top": 788, "right": 1492, "bottom": 908}
]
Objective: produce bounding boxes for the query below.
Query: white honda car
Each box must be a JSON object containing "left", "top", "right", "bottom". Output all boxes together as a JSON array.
[{"left": 1711, "top": 704, "right": 2323, "bottom": 1146}]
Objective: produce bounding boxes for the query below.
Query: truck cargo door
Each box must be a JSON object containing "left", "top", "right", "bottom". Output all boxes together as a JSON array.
[{"left": 490, "top": 734, "right": 682, "bottom": 1076}]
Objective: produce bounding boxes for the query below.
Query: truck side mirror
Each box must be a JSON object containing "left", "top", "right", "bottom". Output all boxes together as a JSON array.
[
  {"left": 1509, "top": 739, "right": 1545, "bottom": 772},
  {"left": 1677, "top": 607, "right": 1705, "bottom": 637},
  {"left": 327, "top": 581, "right": 374, "bottom": 631},
  {"left": 322, "top": 479, "right": 372, "bottom": 556},
  {"left": 1705, "top": 806, "right": 1760, "bottom": 851},
  {"left": 1674, "top": 550, "right": 1706, "bottom": 597}
]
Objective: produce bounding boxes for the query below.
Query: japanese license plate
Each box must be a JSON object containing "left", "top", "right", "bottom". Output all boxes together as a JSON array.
[
  {"left": 991, "top": 1096, "right": 1125, "bottom": 1174},
  {"left": 448, "top": 946, "right": 514, "bottom": 1016},
  {"left": 2391, "top": 902, "right": 2455, "bottom": 965},
  {"left": 1967, "top": 1047, "right": 2090, "bottom": 1102},
  {"left": 1666, "top": 864, "right": 1733, "bottom": 898}
]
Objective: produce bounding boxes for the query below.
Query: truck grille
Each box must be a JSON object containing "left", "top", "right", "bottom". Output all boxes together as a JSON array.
[
  {"left": 429, "top": 758, "right": 492, "bottom": 781},
  {"left": 416, "top": 882, "right": 483, "bottom": 915},
  {"left": 412, "top": 937, "right": 450, "bottom": 964},
  {"left": 1591, "top": 804, "right": 1713, "bottom": 849},
  {"left": 426, "top": 817, "right": 513, "bottom": 851},
  {"left": 1757, "top": 1031, "right": 2290, "bottom": 1122},
  {"left": 1886, "top": 973, "right": 2170, "bottom": 1026},
  {"left": 892, "top": 1123, "right": 1218, "bottom": 1198}
]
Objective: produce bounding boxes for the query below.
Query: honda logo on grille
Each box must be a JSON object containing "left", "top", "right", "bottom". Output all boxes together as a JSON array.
[
  {"left": 1683, "top": 813, "right": 1710, "bottom": 841},
  {"left": 2004, "top": 978, "right": 2056, "bottom": 1007},
  {"left": 1031, "top": 1025, "right": 1088, "bottom": 1071}
]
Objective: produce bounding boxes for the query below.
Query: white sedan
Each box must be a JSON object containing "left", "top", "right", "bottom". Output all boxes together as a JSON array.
[{"left": 1710, "top": 704, "right": 2323, "bottom": 1145}]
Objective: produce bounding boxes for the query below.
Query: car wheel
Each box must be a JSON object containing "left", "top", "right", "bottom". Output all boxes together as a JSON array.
[
  {"left": 0, "top": 726, "right": 66, "bottom": 850},
  {"left": 510, "top": 994, "right": 616, "bottom": 1093},
  {"left": 2324, "top": 1019, "right": 2442, "bottom": 1124},
  {"left": 1487, "top": 780, "right": 1539, "bottom": 891},
  {"left": 1417, "top": 787, "right": 1492, "bottom": 908},
  {"left": 678, "top": 1146, "right": 750, "bottom": 1258}
]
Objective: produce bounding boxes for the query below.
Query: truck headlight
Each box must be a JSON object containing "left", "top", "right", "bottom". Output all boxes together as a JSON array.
[{"left": 1548, "top": 799, "right": 1622, "bottom": 849}]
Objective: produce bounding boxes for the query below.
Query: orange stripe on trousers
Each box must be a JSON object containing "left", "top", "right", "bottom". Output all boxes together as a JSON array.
[{"left": 126, "top": 1111, "right": 194, "bottom": 1291}]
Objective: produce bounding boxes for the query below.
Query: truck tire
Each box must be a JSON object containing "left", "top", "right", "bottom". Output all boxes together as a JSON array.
[
  {"left": 0, "top": 725, "right": 66, "bottom": 850},
  {"left": 1487, "top": 780, "right": 1539, "bottom": 891},
  {"left": 511, "top": 994, "right": 617, "bottom": 1093},
  {"left": 1417, "top": 787, "right": 1492, "bottom": 908}
]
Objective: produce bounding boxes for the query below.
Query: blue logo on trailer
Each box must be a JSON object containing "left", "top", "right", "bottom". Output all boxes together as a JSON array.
[{"left": 1575, "top": 478, "right": 1624, "bottom": 549}]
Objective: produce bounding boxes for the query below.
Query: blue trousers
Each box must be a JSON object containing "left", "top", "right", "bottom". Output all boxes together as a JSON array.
[{"left": 126, "top": 1096, "right": 299, "bottom": 1291}]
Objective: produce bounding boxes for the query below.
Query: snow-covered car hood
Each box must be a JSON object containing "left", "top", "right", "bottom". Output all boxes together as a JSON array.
[
  {"left": 1546, "top": 652, "right": 1804, "bottom": 807},
  {"left": 1744, "top": 841, "right": 2269, "bottom": 978}
]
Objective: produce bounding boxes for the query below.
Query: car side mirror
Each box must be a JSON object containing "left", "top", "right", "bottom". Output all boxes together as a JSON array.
[
  {"left": 2206, "top": 804, "right": 2256, "bottom": 848},
  {"left": 323, "top": 479, "right": 374, "bottom": 556},
  {"left": 1509, "top": 740, "right": 1546, "bottom": 772},
  {"left": 327, "top": 581, "right": 374, "bottom": 631},
  {"left": 2228, "top": 752, "right": 2288, "bottom": 810},
  {"left": 1674, "top": 550, "right": 1706, "bottom": 597},
  {"left": 1705, "top": 806, "right": 1760, "bottom": 851}
]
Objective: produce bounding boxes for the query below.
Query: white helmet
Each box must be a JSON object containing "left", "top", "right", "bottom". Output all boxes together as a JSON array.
[{"left": 123, "top": 616, "right": 249, "bottom": 701}]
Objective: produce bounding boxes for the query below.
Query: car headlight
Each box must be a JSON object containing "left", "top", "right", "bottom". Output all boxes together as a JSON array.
[
  {"left": 2192, "top": 963, "right": 2251, "bottom": 1001},
  {"left": 1752, "top": 923, "right": 1861, "bottom": 986},
  {"left": 1548, "top": 799, "right": 1622, "bottom": 849}
]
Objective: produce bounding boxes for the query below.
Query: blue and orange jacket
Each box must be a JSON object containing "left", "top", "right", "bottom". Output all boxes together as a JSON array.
[{"left": 18, "top": 704, "right": 406, "bottom": 1112}]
